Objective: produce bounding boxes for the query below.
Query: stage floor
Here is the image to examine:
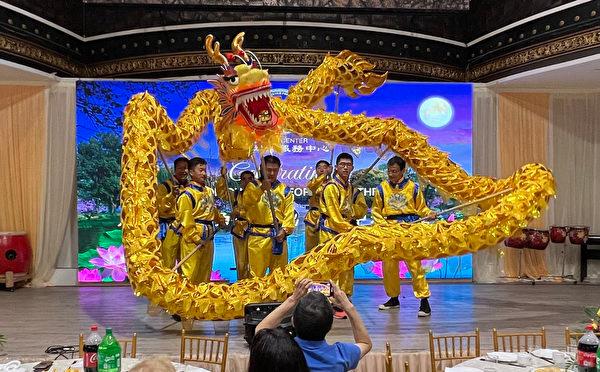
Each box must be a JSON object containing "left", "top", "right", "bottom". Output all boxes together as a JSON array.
[{"left": 1, "top": 282, "right": 594, "bottom": 360}]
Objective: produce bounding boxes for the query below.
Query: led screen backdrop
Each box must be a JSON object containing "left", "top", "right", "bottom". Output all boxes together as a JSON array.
[{"left": 76, "top": 80, "right": 473, "bottom": 283}]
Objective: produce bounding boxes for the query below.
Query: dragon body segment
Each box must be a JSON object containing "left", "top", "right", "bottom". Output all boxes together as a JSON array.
[{"left": 120, "top": 33, "right": 555, "bottom": 320}]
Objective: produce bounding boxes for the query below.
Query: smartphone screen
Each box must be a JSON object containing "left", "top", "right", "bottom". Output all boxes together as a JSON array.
[{"left": 308, "top": 282, "right": 332, "bottom": 297}]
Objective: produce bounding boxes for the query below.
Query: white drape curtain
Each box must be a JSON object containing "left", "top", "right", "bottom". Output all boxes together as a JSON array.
[
  {"left": 547, "top": 93, "right": 600, "bottom": 280},
  {"left": 31, "top": 82, "right": 77, "bottom": 286},
  {"left": 472, "top": 89, "right": 600, "bottom": 282},
  {"left": 472, "top": 86, "right": 503, "bottom": 283}
]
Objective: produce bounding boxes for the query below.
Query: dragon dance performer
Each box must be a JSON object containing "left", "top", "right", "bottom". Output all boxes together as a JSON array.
[
  {"left": 157, "top": 157, "right": 189, "bottom": 268},
  {"left": 171, "top": 157, "right": 226, "bottom": 284},
  {"left": 319, "top": 152, "right": 367, "bottom": 319},
  {"left": 241, "top": 155, "right": 295, "bottom": 278},
  {"left": 372, "top": 156, "right": 436, "bottom": 317},
  {"left": 216, "top": 167, "right": 255, "bottom": 280},
  {"left": 304, "top": 160, "right": 331, "bottom": 252}
]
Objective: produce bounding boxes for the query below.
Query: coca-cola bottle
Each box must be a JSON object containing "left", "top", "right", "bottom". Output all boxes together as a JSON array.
[
  {"left": 84, "top": 325, "right": 102, "bottom": 372},
  {"left": 577, "top": 325, "right": 599, "bottom": 372}
]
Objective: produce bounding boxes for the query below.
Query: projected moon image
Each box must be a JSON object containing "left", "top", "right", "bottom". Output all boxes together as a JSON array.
[{"left": 418, "top": 96, "right": 454, "bottom": 128}]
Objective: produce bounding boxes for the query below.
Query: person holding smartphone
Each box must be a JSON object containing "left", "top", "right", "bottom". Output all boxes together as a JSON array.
[
  {"left": 256, "top": 278, "right": 372, "bottom": 372},
  {"left": 372, "top": 156, "right": 436, "bottom": 316}
]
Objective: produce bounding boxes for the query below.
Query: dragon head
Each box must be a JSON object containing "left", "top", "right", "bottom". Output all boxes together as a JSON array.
[{"left": 206, "top": 32, "right": 280, "bottom": 133}]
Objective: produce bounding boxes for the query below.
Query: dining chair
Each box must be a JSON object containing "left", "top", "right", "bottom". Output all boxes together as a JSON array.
[
  {"left": 79, "top": 332, "right": 137, "bottom": 358},
  {"left": 564, "top": 327, "right": 600, "bottom": 351},
  {"left": 385, "top": 342, "right": 393, "bottom": 372},
  {"left": 492, "top": 327, "right": 546, "bottom": 352},
  {"left": 428, "top": 328, "right": 480, "bottom": 371},
  {"left": 179, "top": 329, "right": 229, "bottom": 372},
  {"left": 384, "top": 343, "right": 410, "bottom": 372}
]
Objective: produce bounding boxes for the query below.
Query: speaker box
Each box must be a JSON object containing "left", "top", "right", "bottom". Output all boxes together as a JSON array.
[
  {"left": 0, "top": 232, "right": 31, "bottom": 275},
  {"left": 243, "top": 302, "right": 295, "bottom": 345}
]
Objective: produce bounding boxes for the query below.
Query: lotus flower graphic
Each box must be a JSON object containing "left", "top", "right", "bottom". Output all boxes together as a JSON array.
[{"left": 89, "top": 245, "right": 128, "bottom": 282}]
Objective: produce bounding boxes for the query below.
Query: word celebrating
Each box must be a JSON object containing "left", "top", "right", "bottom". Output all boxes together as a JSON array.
[{"left": 229, "top": 162, "right": 319, "bottom": 183}]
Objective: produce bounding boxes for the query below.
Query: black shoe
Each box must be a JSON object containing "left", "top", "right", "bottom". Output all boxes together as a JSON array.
[
  {"left": 172, "top": 314, "right": 182, "bottom": 322},
  {"left": 418, "top": 298, "right": 431, "bottom": 317},
  {"left": 378, "top": 297, "right": 400, "bottom": 310}
]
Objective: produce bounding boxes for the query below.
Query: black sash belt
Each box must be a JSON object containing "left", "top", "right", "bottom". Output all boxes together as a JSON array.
[{"left": 250, "top": 223, "right": 276, "bottom": 228}]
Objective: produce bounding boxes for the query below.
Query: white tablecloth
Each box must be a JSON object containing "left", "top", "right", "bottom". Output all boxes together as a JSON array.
[
  {"left": 4, "top": 358, "right": 209, "bottom": 372},
  {"left": 451, "top": 351, "right": 569, "bottom": 371},
  {"left": 452, "top": 359, "right": 550, "bottom": 371}
]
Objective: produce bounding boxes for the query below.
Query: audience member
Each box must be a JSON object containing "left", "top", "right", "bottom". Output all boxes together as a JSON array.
[
  {"left": 256, "top": 279, "right": 372, "bottom": 372},
  {"left": 248, "top": 328, "right": 309, "bottom": 372},
  {"left": 129, "top": 357, "right": 176, "bottom": 372}
]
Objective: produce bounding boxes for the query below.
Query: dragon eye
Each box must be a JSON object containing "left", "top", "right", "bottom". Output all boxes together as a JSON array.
[{"left": 227, "top": 76, "right": 239, "bottom": 85}]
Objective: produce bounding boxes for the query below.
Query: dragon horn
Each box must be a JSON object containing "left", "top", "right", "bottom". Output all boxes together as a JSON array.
[
  {"left": 231, "top": 32, "right": 250, "bottom": 62},
  {"left": 205, "top": 34, "right": 228, "bottom": 66}
]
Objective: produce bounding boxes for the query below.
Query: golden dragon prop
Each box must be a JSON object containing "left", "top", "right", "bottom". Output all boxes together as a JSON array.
[{"left": 120, "top": 32, "right": 555, "bottom": 320}]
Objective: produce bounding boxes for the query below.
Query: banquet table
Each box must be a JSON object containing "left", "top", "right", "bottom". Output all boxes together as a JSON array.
[
  {"left": 450, "top": 350, "right": 575, "bottom": 371},
  {"left": 3, "top": 358, "right": 210, "bottom": 372}
]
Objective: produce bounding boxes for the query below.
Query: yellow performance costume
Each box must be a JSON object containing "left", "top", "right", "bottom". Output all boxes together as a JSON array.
[
  {"left": 319, "top": 176, "right": 367, "bottom": 295},
  {"left": 176, "top": 182, "right": 225, "bottom": 284},
  {"left": 157, "top": 179, "right": 184, "bottom": 267},
  {"left": 216, "top": 177, "right": 250, "bottom": 280},
  {"left": 372, "top": 179, "right": 432, "bottom": 299},
  {"left": 304, "top": 174, "right": 328, "bottom": 252},
  {"left": 120, "top": 32, "right": 556, "bottom": 320},
  {"left": 241, "top": 180, "right": 295, "bottom": 278}
]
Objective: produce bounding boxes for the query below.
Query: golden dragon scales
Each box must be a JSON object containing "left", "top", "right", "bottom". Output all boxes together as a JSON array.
[{"left": 120, "top": 32, "right": 555, "bottom": 320}]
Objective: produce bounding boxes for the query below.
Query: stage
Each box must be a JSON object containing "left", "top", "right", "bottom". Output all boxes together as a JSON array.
[{"left": 1, "top": 282, "right": 594, "bottom": 371}]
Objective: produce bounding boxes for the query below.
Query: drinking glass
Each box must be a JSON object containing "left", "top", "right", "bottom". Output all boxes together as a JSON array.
[
  {"left": 552, "top": 351, "right": 566, "bottom": 368},
  {"left": 517, "top": 353, "right": 533, "bottom": 366}
]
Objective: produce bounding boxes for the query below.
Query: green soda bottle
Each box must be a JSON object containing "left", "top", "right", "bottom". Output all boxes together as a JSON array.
[
  {"left": 596, "top": 342, "right": 599, "bottom": 372},
  {"left": 98, "top": 328, "right": 121, "bottom": 372}
]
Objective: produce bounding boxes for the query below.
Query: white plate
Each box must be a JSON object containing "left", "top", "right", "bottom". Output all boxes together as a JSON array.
[
  {"left": 531, "top": 348, "right": 560, "bottom": 359},
  {"left": 486, "top": 352, "right": 518, "bottom": 363},
  {"left": 445, "top": 367, "right": 483, "bottom": 372},
  {"left": 0, "top": 360, "right": 26, "bottom": 372}
]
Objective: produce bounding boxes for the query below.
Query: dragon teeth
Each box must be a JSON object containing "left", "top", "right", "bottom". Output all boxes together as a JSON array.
[
  {"left": 236, "top": 90, "right": 272, "bottom": 126},
  {"left": 238, "top": 90, "right": 269, "bottom": 106}
]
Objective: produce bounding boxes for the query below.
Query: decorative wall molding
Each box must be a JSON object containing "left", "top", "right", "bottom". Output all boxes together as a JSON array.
[
  {"left": 83, "top": 0, "right": 470, "bottom": 11},
  {"left": 0, "top": 34, "right": 81, "bottom": 75},
  {"left": 469, "top": 28, "right": 600, "bottom": 81},
  {"left": 0, "top": 23, "right": 599, "bottom": 82},
  {"left": 86, "top": 50, "right": 465, "bottom": 81}
]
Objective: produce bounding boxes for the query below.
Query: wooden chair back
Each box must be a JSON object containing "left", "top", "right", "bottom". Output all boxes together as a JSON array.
[
  {"left": 428, "top": 328, "right": 480, "bottom": 371},
  {"left": 492, "top": 327, "right": 546, "bottom": 352},
  {"left": 385, "top": 342, "right": 393, "bottom": 372},
  {"left": 384, "top": 343, "right": 411, "bottom": 372},
  {"left": 179, "top": 329, "right": 229, "bottom": 372}
]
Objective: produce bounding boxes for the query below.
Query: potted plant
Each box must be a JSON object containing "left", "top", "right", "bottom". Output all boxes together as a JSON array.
[{"left": 583, "top": 306, "right": 600, "bottom": 331}]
